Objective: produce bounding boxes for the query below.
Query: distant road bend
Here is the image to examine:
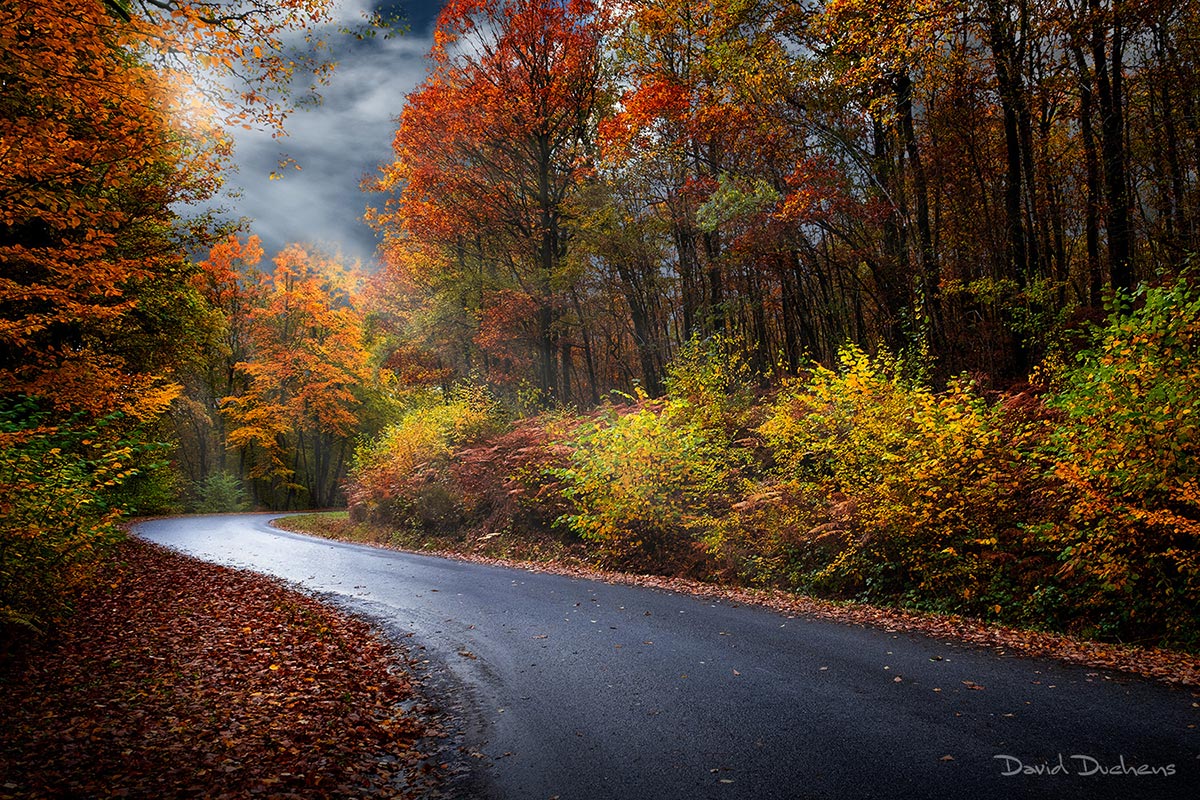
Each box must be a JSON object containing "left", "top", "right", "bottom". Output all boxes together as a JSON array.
[{"left": 135, "top": 514, "right": 1198, "bottom": 800}]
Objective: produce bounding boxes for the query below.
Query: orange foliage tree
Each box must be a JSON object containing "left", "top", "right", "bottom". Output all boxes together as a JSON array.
[
  {"left": 221, "top": 245, "right": 372, "bottom": 508},
  {"left": 0, "top": 0, "right": 211, "bottom": 417},
  {"left": 1, "top": 0, "right": 347, "bottom": 420},
  {"left": 0, "top": 0, "right": 346, "bottom": 631},
  {"left": 369, "top": 0, "right": 611, "bottom": 402},
  {"left": 171, "top": 234, "right": 267, "bottom": 484}
]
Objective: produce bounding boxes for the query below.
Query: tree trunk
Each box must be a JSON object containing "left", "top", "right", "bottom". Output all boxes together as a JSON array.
[
  {"left": 1072, "top": 45, "right": 1105, "bottom": 307},
  {"left": 895, "top": 70, "right": 942, "bottom": 347},
  {"left": 613, "top": 258, "right": 666, "bottom": 396},
  {"left": 987, "top": 0, "right": 1031, "bottom": 289},
  {"left": 1092, "top": 0, "right": 1133, "bottom": 291}
]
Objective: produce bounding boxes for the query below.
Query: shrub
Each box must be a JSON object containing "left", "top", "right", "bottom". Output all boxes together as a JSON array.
[
  {"left": 0, "top": 402, "right": 130, "bottom": 633},
  {"left": 554, "top": 400, "right": 742, "bottom": 575},
  {"left": 96, "top": 418, "right": 185, "bottom": 516},
  {"left": 758, "top": 347, "right": 922, "bottom": 491},
  {"left": 193, "top": 471, "right": 252, "bottom": 513},
  {"left": 449, "top": 411, "right": 581, "bottom": 538},
  {"left": 701, "top": 479, "right": 834, "bottom": 588},
  {"left": 1044, "top": 278, "right": 1200, "bottom": 645},
  {"left": 112, "top": 457, "right": 186, "bottom": 516},
  {"left": 346, "top": 385, "right": 502, "bottom": 531},
  {"left": 662, "top": 333, "right": 759, "bottom": 437},
  {"left": 755, "top": 346, "right": 1056, "bottom": 620}
]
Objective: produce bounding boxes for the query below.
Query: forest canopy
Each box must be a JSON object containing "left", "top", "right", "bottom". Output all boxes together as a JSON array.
[
  {"left": 0, "top": 0, "right": 359, "bottom": 631},
  {"left": 368, "top": 0, "right": 1200, "bottom": 400}
]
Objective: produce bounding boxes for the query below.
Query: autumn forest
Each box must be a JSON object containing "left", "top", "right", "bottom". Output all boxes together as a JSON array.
[{"left": 3, "top": 0, "right": 1200, "bottom": 652}]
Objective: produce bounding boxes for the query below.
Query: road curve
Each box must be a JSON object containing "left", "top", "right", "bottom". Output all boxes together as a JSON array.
[{"left": 134, "top": 514, "right": 1198, "bottom": 800}]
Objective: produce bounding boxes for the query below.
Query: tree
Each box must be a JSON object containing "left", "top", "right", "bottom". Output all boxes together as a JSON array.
[
  {"left": 222, "top": 245, "right": 371, "bottom": 508},
  {"left": 0, "top": 0, "right": 356, "bottom": 632},
  {"left": 0, "top": 0, "right": 211, "bottom": 417},
  {"left": 172, "top": 234, "right": 267, "bottom": 485},
  {"left": 370, "top": 0, "right": 611, "bottom": 403},
  {"left": 119, "top": 0, "right": 345, "bottom": 137},
  {"left": 1, "top": 0, "right": 350, "bottom": 420},
  {"left": 606, "top": 0, "right": 734, "bottom": 343},
  {"left": 366, "top": 0, "right": 1200, "bottom": 400}
]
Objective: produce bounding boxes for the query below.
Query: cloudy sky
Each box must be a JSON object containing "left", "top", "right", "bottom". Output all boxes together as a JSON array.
[{"left": 206, "top": 0, "right": 446, "bottom": 266}]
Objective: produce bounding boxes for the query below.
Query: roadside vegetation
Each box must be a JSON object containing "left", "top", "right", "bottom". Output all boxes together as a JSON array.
[{"left": 312, "top": 281, "right": 1200, "bottom": 653}]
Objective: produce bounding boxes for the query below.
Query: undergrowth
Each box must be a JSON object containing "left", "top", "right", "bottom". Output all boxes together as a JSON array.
[{"left": 339, "top": 284, "right": 1200, "bottom": 651}]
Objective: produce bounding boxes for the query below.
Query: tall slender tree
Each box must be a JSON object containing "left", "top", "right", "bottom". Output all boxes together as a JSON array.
[{"left": 369, "top": 0, "right": 610, "bottom": 403}]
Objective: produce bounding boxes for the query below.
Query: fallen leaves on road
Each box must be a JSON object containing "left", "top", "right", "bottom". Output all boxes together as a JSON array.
[{"left": 0, "top": 539, "right": 425, "bottom": 799}]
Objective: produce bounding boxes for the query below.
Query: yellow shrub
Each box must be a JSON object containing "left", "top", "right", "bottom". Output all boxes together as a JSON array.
[
  {"left": 346, "top": 386, "right": 501, "bottom": 529},
  {"left": 555, "top": 401, "right": 741, "bottom": 575},
  {"left": 756, "top": 346, "right": 1056, "bottom": 619}
]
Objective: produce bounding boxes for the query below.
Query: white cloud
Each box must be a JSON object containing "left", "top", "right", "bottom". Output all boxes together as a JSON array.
[{"left": 196, "top": 8, "right": 439, "bottom": 267}]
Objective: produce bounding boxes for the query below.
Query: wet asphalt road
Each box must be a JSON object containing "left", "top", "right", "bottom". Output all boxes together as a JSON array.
[{"left": 134, "top": 514, "right": 1198, "bottom": 800}]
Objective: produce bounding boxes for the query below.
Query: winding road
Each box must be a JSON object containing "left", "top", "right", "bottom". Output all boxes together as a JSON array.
[{"left": 134, "top": 514, "right": 1198, "bottom": 800}]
